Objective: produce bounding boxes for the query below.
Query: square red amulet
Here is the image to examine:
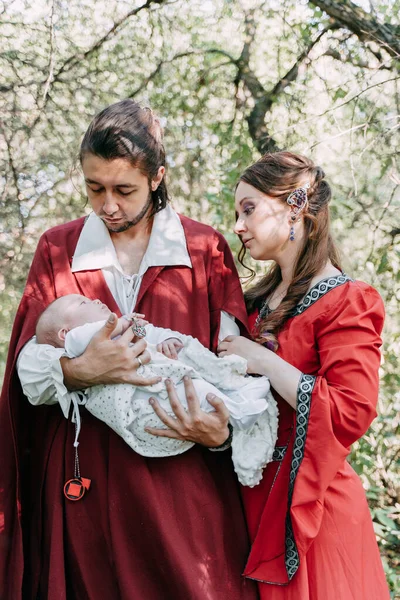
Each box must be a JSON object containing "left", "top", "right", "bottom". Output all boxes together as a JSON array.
[{"left": 68, "top": 483, "right": 82, "bottom": 497}]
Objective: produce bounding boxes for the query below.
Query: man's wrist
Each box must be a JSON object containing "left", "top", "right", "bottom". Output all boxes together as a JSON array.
[
  {"left": 208, "top": 423, "right": 233, "bottom": 452},
  {"left": 60, "top": 355, "right": 88, "bottom": 390}
]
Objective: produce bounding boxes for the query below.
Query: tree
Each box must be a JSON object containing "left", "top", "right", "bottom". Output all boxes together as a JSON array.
[{"left": 0, "top": 0, "right": 399, "bottom": 590}]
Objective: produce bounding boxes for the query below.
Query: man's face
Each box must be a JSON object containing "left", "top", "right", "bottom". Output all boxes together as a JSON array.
[{"left": 82, "top": 154, "right": 163, "bottom": 233}]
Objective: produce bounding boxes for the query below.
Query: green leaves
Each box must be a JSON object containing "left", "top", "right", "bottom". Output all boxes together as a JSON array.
[{"left": 0, "top": 1, "right": 399, "bottom": 589}]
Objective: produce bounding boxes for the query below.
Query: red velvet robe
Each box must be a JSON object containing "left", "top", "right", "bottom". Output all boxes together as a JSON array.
[
  {"left": 242, "top": 276, "right": 390, "bottom": 599},
  {"left": 0, "top": 215, "right": 259, "bottom": 600}
]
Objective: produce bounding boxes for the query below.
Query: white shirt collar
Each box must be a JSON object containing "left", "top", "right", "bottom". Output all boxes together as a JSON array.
[{"left": 71, "top": 204, "right": 192, "bottom": 274}]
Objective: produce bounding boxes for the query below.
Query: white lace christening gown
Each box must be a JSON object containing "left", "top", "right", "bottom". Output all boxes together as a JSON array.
[{"left": 66, "top": 322, "right": 279, "bottom": 487}]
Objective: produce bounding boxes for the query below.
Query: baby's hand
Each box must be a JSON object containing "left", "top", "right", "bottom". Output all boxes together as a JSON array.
[{"left": 157, "top": 338, "right": 184, "bottom": 360}]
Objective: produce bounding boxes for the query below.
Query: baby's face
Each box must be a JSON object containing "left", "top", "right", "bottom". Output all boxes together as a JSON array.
[{"left": 62, "top": 294, "right": 111, "bottom": 328}]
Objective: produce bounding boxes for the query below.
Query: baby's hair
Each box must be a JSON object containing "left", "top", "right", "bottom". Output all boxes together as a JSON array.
[{"left": 36, "top": 298, "right": 65, "bottom": 348}]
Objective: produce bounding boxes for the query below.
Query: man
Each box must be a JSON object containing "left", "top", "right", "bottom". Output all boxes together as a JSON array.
[{"left": 0, "top": 100, "right": 259, "bottom": 599}]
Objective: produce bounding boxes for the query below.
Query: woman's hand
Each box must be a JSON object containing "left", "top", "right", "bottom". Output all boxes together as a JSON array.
[
  {"left": 61, "top": 313, "right": 161, "bottom": 390},
  {"left": 217, "top": 335, "right": 268, "bottom": 374},
  {"left": 219, "top": 335, "right": 303, "bottom": 410},
  {"left": 145, "top": 376, "right": 230, "bottom": 447}
]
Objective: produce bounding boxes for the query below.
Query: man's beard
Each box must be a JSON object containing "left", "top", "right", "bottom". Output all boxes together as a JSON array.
[{"left": 103, "top": 193, "right": 153, "bottom": 233}]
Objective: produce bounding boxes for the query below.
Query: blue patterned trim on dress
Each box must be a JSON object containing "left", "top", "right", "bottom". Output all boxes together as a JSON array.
[
  {"left": 285, "top": 373, "right": 316, "bottom": 580},
  {"left": 256, "top": 273, "right": 353, "bottom": 325},
  {"left": 272, "top": 446, "right": 287, "bottom": 462},
  {"left": 293, "top": 273, "right": 352, "bottom": 316}
]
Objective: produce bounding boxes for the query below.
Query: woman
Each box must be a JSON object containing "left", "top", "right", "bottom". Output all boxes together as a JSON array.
[
  {"left": 0, "top": 100, "right": 258, "bottom": 599},
  {"left": 216, "top": 152, "right": 391, "bottom": 599}
]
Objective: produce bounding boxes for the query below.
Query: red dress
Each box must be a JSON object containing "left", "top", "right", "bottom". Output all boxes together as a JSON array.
[
  {"left": 0, "top": 215, "right": 259, "bottom": 600},
  {"left": 242, "top": 275, "right": 390, "bottom": 599}
]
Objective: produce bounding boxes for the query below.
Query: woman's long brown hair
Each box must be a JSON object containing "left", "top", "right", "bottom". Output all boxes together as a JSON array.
[{"left": 238, "top": 151, "right": 341, "bottom": 347}]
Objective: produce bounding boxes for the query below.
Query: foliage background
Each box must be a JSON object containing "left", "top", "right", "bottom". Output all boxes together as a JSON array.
[{"left": 0, "top": 0, "right": 399, "bottom": 594}]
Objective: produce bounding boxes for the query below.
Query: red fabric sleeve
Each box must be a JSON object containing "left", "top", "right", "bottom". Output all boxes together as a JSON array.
[
  {"left": 0, "top": 233, "right": 58, "bottom": 597},
  {"left": 16, "top": 234, "right": 58, "bottom": 353},
  {"left": 314, "top": 286, "right": 384, "bottom": 447},
  {"left": 207, "top": 232, "right": 249, "bottom": 351},
  {"left": 290, "top": 284, "right": 385, "bottom": 560}
]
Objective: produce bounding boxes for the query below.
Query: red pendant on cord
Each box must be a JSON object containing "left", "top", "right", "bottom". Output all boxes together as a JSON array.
[
  {"left": 64, "top": 477, "right": 91, "bottom": 501},
  {"left": 65, "top": 416, "right": 91, "bottom": 500}
]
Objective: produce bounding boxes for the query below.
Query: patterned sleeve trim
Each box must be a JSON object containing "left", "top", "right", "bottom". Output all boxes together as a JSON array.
[{"left": 285, "top": 373, "right": 316, "bottom": 580}]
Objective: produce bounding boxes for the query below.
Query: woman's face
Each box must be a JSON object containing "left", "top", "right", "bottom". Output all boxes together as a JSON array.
[
  {"left": 234, "top": 181, "right": 292, "bottom": 261},
  {"left": 82, "top": 154, "right": 164, "bottom": 233}
]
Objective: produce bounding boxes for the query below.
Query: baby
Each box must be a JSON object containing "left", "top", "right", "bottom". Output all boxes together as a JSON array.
[{"left": 35, "top": 294, "right": 278, "bottom": 486}]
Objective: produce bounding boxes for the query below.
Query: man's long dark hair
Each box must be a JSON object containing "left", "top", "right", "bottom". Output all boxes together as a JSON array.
[{"left": 80, "top": 99, "right": 169, "bottom": 216}]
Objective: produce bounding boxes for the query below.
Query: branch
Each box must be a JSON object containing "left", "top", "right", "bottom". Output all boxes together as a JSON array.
[
  {"left": 123, "top": 15, "right": 328, "bottom": 156},
  {"left": 2, "top": 0, "right": 170, "bottom": 129},
  {"left": 41, "top": 0, "right": 56, "bottom": 107},
  {"left": 239, "top": 18, "right": 331, "bottom": 154},
  {"left": 0, "top": 121, "right": 25, "bottom": 229},
  {"left": 52, "top": 0, "right": 170, "bottom": 82},
  {"left": 311, "top": 0, "right": 400, "bottom": 61},
  {"left": 389, "top": 227, "right": 400, "bottom": 240},
  {"left": 323, "top": 47, "right": 393, "bottom": 70},
  {"left": 268, "top": 74, "right": 400, "bottom": 141},
  {"left": 135, "top": 17, "right": 331, "bottom": 155},
  {"left": 365, "top": 182, "right": 399, "bottom": 264},
  {"left": 128, "top": 49, "right": 237, "bottom": 98}
]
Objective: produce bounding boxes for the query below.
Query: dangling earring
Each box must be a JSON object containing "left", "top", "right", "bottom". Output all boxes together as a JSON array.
[
  {"left": 286, "top": 183, "right": 310, "bottom": 241},
  {"left": 289, "top": 215, "right": 296, "bottom": 241}
]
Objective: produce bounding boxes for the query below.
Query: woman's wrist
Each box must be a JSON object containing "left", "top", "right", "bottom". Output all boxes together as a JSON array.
[
  {"left": 250, "top": 345, "right": 275, "bottom": 376},
  {"left": 254, "top": 348, "right": 302, "bottom": 410}
]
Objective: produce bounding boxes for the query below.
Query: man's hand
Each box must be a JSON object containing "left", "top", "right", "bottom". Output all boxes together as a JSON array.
[
  {"left": 61, "top": 313, "right": 161, "bottom": 390},
  {"left": 145, "top": 376, "right": 230, "bottom": 447}
]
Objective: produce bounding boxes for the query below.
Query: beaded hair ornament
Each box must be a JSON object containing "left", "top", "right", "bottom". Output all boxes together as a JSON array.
[{"left": 287, "top": 182, "right": 310, "bottom": 241}]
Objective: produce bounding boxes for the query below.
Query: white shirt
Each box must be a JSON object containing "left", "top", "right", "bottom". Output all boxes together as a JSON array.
[
  {"left": 17, "top": 206, "right": 239, "bottom": 411},
  {"left": 71, "top": 205, "right": 193, "bottom": 315}
]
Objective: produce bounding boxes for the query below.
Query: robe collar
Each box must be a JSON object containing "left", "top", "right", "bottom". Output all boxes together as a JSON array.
[{"left": 71, "top": 204, "right": 193, "bottom": 275}]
